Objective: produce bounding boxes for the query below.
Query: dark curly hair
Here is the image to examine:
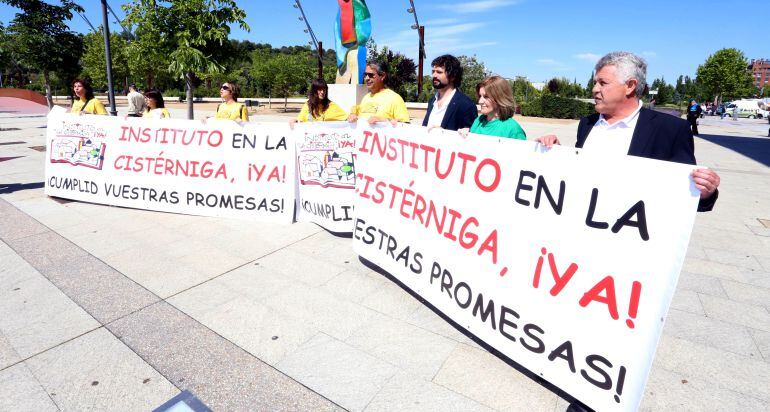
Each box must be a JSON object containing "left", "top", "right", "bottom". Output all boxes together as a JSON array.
[
  {"left": 431, "top": 54, "right": 463, "bottom": 88},
  {"left": 71, "top": 78, "right": 95, "bottom": 101}
]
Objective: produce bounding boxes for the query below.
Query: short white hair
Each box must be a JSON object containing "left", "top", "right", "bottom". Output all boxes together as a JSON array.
[{"left": 595, "top": 52, "right": 647, "bottom": 98}]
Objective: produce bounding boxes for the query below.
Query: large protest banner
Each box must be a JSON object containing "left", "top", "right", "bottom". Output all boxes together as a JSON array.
[
  {"left": 294, "top": 122, "right": 357, "bottom": 233},
  {"left": 351, "top": 124, "right": 699, "bottom": 411},
  {"left": 45, "top": 108, "right": 296, "bottom": 222}
]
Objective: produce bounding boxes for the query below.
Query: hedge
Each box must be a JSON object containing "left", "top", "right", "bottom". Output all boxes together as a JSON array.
[{"left": 520, "top": 95, "right": 595, "bottom": 119}]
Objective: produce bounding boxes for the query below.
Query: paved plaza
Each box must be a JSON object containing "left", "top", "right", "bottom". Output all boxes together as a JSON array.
[{"left": 0, "top": 101, "right": 769, "bottom": 411}]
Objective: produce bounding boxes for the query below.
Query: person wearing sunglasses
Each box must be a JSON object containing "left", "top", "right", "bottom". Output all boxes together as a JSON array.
[
  {"left": 142, "top": 90, "right": 170, "bottom": 119},
  {"left": 347, "top": 61, "right": 410, "bottom": 126},
  {"left": 290, "top": 79, "right": 348, "bottom": 129},
  {"left": 214, "top": 81, "right": 249, "bottom": 122}
]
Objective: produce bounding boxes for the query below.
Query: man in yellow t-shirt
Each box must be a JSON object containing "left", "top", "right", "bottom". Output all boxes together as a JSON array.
[{"left": 347, "top": 61, "right": 410, "bottom": 126}]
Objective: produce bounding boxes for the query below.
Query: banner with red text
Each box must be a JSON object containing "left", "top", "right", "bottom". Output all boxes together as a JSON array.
[
  {"left": 351, "top": 124, "right": 699, "bottom": 412},
  {"left": 44, "top": 107, "right": 295, "bottom": 222},
  {"left": 294, "top": 122, "right": 357, "bottom": 233}
]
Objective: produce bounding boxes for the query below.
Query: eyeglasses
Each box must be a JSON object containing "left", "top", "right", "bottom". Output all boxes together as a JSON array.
[
  {"left": 220, "top": 85, "right": 230, "bottom": 91},
  {"left": 363, "top": 72, "right": 377, "bottom": 79}
]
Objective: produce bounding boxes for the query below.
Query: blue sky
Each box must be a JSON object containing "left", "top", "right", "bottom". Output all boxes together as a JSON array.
[{"left": 2, "top": 0, "right": 767, "bottom": 86}]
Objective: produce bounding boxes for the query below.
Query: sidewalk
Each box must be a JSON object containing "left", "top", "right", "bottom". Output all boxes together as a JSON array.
[{"left": 1, "top": 104, "right": 768, "bottom": 411}]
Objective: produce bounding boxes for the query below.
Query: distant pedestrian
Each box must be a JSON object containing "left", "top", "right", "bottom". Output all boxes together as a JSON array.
[
  {"left": 70, "top": 79, "right": 107, "bottom": 115},
  {"left": 687, "top": 99, "right": 701, "bottom": 135},
  {"left": 143, "top": 90, "right": 170, "bottom": 119},
  {"left": 126, "top": 84, "right": 145, "bottom": 117}
]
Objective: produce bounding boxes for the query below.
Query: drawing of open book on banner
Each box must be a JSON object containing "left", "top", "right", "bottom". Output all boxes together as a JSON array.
[
  {"left": 297, "top": 130, "right": 356, "bottom": 189},
  {"left": 50, "top": 137, "right": 106, "bottom": 170}
]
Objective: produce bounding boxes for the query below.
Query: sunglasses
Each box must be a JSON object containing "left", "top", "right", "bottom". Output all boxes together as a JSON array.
[
  {"left": 363, "top": 72, "right": 378, "bottom": 79},
  {"left": 220, "top": 85, "right": 230, "bottom": 91}
]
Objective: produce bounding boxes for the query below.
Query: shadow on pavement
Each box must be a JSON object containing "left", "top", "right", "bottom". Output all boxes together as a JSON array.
[
  {"left": 0, "top": 182, "right": 44, "bottom": 194},
  {"left": 697, "top": 134, "right": 770, "bottom": 167}
]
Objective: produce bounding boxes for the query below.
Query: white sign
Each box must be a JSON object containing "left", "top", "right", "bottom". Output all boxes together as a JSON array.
[
  {"left": 294, "top": 122, "right": 357, "bottom": 233},
  {"left": 351, "top": 124, "right": 699, "bottom": 411},
  {"left": 45, "top": 109, "right": 296, "bottom": 222}
]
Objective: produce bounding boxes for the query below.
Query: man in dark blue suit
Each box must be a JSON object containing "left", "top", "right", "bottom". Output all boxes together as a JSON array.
[
  {"left": 536, "top": 51, "right": 719, "bottom": 212},
  {"left": 422, "top": 54, "right": 478, "bottom": 131}
]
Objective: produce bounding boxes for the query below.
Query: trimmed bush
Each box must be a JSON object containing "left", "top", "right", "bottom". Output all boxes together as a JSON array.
[{"left": 520, "top": 95, "right": 595, "bottom": 119}]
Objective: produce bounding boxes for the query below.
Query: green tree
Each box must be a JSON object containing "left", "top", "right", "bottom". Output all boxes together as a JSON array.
[
  {"left": 81, "top": 30, "right": 130, "bottom": 91},
  {"left": 696, "top": 48, "right": 754, "bottom": 103},
  {"left": 650, "top": 77, "right": 676, "bottom": 105},
  {"left": 457, "top": 55, "right": 490, "bottom": 99},
  {"left": 123, "top": 0, "right": 249, "bottom": 119},
  {"left": 585, "top": 71, "right": 595, "bottom": 98},
  {"left": 1, "top": 0, "right": 84, "bottom": 107},
  {"left": 367, "top": 39, "right": 417, "bottom": 100},
  {"left": 267, "top": 53, "right": 312, "bottom": 111}
]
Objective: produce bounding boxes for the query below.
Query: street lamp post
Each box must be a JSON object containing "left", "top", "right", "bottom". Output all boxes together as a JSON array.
[
  {"left": 101, "top": 0, "right": 117, "bottom": 116},
  {"left": 407, "top": 1, "right": 426, "bottom": 98},
  {"left": 294, "top": 0, "right": 324, "bottom": 79}
]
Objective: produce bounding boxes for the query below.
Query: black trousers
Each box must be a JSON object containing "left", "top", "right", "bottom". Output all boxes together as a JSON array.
[{"left": 687, "top": 116, "right": 699, "bottom": 135}]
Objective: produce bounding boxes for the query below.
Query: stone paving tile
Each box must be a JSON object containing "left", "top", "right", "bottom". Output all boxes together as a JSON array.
[
  {"left": 4, "top": 230, "right": 89, "bottom": 269},
  {"left": 653, "top": 335, "right": 770, "bottom": 402},
  {"left": 682, "top": 257, "right": 748, "bottom": 282},
  {"left": 204, "top": 262, "right": 295, "bottom": 302},
  {"left": 0, "top": 363, "right": 58, "bottom": 412},
  {"left": 676, "top": 271, "right": 727, "bottom": 297},
  {"left": 26, "top": 328, "right": 179, "bottom": 412},
  {"left": 11, "top": 243, "right": 160, "bottom": 324},
  {"left": 0, "top": 333, "right": 20, "bottom": 371},
  {"left": 406, "top": 303, "right": 470, "bottom": 343},
  {"left": 0, "top": 271, "right": 99, "bottom": 359},
  {"left": 103, "top": 247, "right": 215, "bottom": 299},
  {"left": 720, "top": 279, "right": 770, "bottom": 310},
  {"left": 640, "top": 366, "right": 769, "bottom": 411},
  {"left": 346, "top": 316, "right": 458, "bottom": 380},
  {"left": 107, "top": 301, "right": 340, "bottom": 411},
  {"left": 699, "top": 294, "right": 770, "bottom": 333},
  {"left": 690, "top": 226, "right": 768, "bottom": 255},
  {"left": 703, "top": 247, "right": 764, "bottom": 270},
  {"left": 742, "top": 269, "right": 770, "bottom": 289},
  {"left": 757, "top": 255, "right": 770, "bottom": 272},
  {"left": 751, "top": 329, "right": 770, "bottom": 363},
  {"left": 277, "top": 333, "right": 397, "bottom": 412},
  {"left": 668, "top": 289, "right": 705, "bottom": 315},
  {"left": 662, "top": 309, "right": 761, "bottom": 358},
  {"left": 361, "top": 277, "right": 423, "bottom": 320},
  {"left": 321, "top": 268, "right": 391, "bottom": 304},
  {"left": 433, "top": 343, "right": 559, "bottom": 411},
  {"left": 171, "top": 293, "right": 318, "bottom": 366},
  {"left": 263, "top": 281, "right": 389, "bottom": 341},
  {"left": 364, "top": 371, "right": 492, "bottom": 412},
  {"left": 0, "top": 199, "right": 49, "bottom": 241},
  {"left": 256, "top": 247, "right": 349, "bottom": 286}
]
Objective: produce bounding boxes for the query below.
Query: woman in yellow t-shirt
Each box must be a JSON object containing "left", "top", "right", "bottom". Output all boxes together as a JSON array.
[
  {"left": 70, "top": 78, "right": 107, "bottom": 115},
  {"left": 289, "top": 79, "right": 347, "bottom": 128},
  {"left": 142, "top": 90, "right": 171, "bottom": 119},
  {"left": 214, "top": 81, "right": 248, "bottom": 122}
]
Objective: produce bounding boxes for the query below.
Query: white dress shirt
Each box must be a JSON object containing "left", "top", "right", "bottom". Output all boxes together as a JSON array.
[
  {"left": 582, "top": 101, "right": 643, "bottom": 156},
  {"left": 425, "top": 88, "right": 456, "bottom": 128}
]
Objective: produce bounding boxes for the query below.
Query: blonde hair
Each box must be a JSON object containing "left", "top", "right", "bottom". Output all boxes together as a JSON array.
[{"left": 476, "top": 75, "right": 515, "bottom": 121}]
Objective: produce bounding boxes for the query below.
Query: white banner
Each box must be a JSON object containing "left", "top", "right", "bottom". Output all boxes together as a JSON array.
[
  {"left": 44, "top": 108, "right": 296, "bottom": 223},
  {"left": 294, "top": 122, "right": 357, "bottom": 233},
  {"left": 351, "top": 124, "right": 699, "bottom": 412}
]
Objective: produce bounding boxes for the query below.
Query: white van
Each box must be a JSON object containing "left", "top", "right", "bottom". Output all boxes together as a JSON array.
[{"left": 723, "top": 99, "right": 762, "bottom": 119}]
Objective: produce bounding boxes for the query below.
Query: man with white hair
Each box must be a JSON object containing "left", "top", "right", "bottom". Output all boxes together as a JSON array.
[{"left": 536, "top": 51, "right": 719, "bottom": 211}]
